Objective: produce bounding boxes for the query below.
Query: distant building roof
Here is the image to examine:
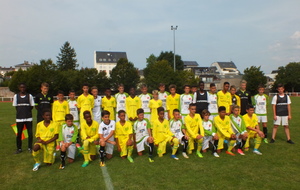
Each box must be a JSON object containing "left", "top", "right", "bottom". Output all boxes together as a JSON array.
[
  {"left": 215, "top": 61, "right": 237, "bottom": 69},
  {"left": 15, "top": 61, "right": 33, "bottom": 67},
  {"left": 271, "top": 70, "right": 279, "bottom": 74},
  {"left": 183, "top": 61, "right": 199, "bottom": 67},
  {"left": 95, "top": 51, "right": 127, "bottom": 63}
]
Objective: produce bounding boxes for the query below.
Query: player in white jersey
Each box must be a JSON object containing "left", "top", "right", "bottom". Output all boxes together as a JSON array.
[
  {"left": 99, "top": 110, "right": 116, "bottom": 166},
  {"left": 91, "top": 86, "right": 102, "bottom": 123},
  {"left": 68, "top": 90, "right": 80, "bottom": 129},
  {"left": 158, "top": 83, "right": 170, "bottom": 119},
  {"left": 207, "top": 83, "right": 218, "bottom": 120},
  {"left": 179, "top": 85, "right": 193, "bottom": 122},
  {"left": 169, "top": 109, "right": 189, "bottom": 158},
  {"left": 139, "top": 84, "right": 152, "bottom": 120},
  {"left": 133, "top": 108, "right": 154, "bottom": 162},
  {"left": 115, "top": 84, "right": 128, "bottom": 122}
]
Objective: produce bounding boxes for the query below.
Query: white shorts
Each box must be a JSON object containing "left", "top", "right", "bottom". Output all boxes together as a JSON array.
[
  {"left": 144, "top": 113, "right": 151, "bottom": 121},
  {"left": 257, "top": 115, "right": 267, "bottom": 123},
  {"left": 60, "top": 143, "right": 76, "bottom": 159},
  {"left": 105, "top": 143, "right": 114, "bottom": 155},
  {"left": 136, "top": 136, "right": 150, "bottom": 152},
  {"left": 202, "top": 136, "right": 214, "bottom": 150},
  {"left": 274, "top": 116, "right": 289, "bottom": 126},
  {"left": 175, "top": 134, "right": 184, "bottom": 145},
  {"left": 164, "top": 111, "right": 168, "bottom": 120},
  {"left": 74, "top": 122, "right": 80, "bottom": 129},
  {"left": 209, "top": 114, "right": 218, "bottom": 121}
]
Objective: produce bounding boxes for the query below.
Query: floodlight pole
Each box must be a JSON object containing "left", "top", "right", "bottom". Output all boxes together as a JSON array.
[{"left": 171, "top": 25, "right": 178, "bottom": 72}]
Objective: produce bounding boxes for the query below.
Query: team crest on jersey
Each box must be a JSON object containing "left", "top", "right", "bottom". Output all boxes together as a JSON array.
[
  {"left": 147, "top": 97, "right": 149, "bottom": 99},
  {"left": 144, "top": 123, "right": 146, "bottom": 126},
  {"left": 123, "top": 97, "right": 125, "bottom": 99},
  {"left": 164, "top": 95, "right": 167, "bottom": 98},
  {"left": 40, "top": 98, "right": 42, "bottom": 100},
  {"left": 238, "top": 119, "right": 240, "bottom": 122},
  {"left": 92, "top": 128, "right": 96, "bottom": 131},
  {"left": 246, "top": 93, "right": 248, "bottom": 96},
  {"left": 164, "top": 124, "right": 167, "bottom": 128},
  {"left": 263, "top": 98, "right": 265, "bottom": 100},
  {"left": 71, "top": 131, "right": 74, "bottom": 134},
  {"left": 209, "top": 124, "right": 211, "bottom": 127},
  {"left": 50, "top": 128, "right": 54, "bottom": 132},
  {"left": 48, "top": 97, "right": 51, "bottom": 101},
  {"left": 226, "top": 121, "right": 229, "bottom": 125},
  {"left": 196, "top": 118, "right": 199, "bottom": 122},
  {"left": 189, "top": 98, "right": 191, "bottom": 100},
  {"left": 103, "top": 127, "right": 107, "bottom": 131}
]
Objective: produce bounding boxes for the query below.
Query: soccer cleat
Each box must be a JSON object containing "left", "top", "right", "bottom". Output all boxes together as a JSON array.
[
  {"left": 59, "top": 164, "right": 65, "bottom": 170},
  {"left": 270, "top": 139, "right": 275, "bottom": 143},
  {"left": 81, "top": 161, "right": 89, "bottom": 167},
  {"left": 287, "top": 139, "right": 295, "bottom": 144},
  {"left": 237, "top": 149, "right": 245, "bottom": 156},
  {"left": 224, "top": 139, "right": 228, "bottom": 144},
  {"left": 196, "top": 151, "right": 203, "bottom": 158},
  {"left": 213, "top": 152, "right": 220, "bottom": 158},
  {"left": 182, "top": 152, "right": 189, "bottom": 158},
  {"left": 253, "top": 149, "right": 262, "bottom": 155},
  {"left": 171, "top": 155, "right": 179, "bottom": 160},
  {"left": 148, "top": 157, "right": 155, "bottom": 163},
  {"left": 15, "top": 149, "right": 22, "bottom": 154},
  {"left": 226, "top": 151, "right": 235, "bottom": 156},
  {"left": 127, "top": 156, "right": 134, "bottom": 163},
  {"left": 28, "top": 148, "right": 32, "bottom": 153},
  {"left": 100, "top": 161, "right": 105, "bottom": 167},
  {"left": 263, "top": 138, "right": 269, "bottom": 144},
  {"left": 56, "top": 145, "right": 60, "bottom": 151},
  {"left": 32, "top": 163, "right": 41, "bottom": 171}
]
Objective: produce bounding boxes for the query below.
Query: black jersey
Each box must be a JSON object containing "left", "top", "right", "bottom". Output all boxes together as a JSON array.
[
  {"left": 236, "top": 90, "right": 251, "bottom": 115},
  {"left": 35, "top": 93, "right": 53, "bottom": 122}
]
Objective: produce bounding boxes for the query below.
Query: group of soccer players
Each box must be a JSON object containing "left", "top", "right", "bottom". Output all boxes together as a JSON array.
[{"left": 12, "top": 80, "right": 294, "bottom": 171}]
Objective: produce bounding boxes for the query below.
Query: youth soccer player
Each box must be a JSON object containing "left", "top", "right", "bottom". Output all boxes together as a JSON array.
[
  {"left": 230, "top": 85, "right": 241, "bottom": 109},
  {"left": 80, "top": 111, "right": 99, "bottom": 167},
  {"left": 191, "top": 85, "right": 198, "bottom": 94},
  {"left": 214, "top": 106, "right": 236, "bottom": 156},
  {"left": 243, "top": 105, "right": 264, "bottom": 155},
  {"left": 217, "top": 82, "right": 232, "bottom": 115},
  {"left": 230, "top": 105, "right": 248, "bottom": 155},
  {"left": 158, "top": 83, "right": 170, "bottom": 119},
  {"left": 149, "top": 90, "right": 163, "bottom": 124},
  {"left": 152, "top": 107, "right": 179, "bottom": 160},
  {"left": 13, "top": 83, "right": 35, "bottom": 154},
  {"left": 201, "top": 110, "right": 219, "bottom": 157},
  {"left": 169, "top": 109, "right": 189, "bottom": 158},
  {"left": 99, "top": 110, "right": 116, "bottom": 167},
  {"left": 271, "top": 84, "right": 294, "bottom": 144},
  {"left": 126, "top": 87, "right": 141, "bottom": 124},
  {"left": 115, "top": 84, "right": 128, "bottom": 122},
  {"left": 68, "top": 90, "right": 79, "bottom": 129},
  {"left": 115, "top": 110, "right": 134, "bottom": 163},
  {"left": 193, "top": 81, "right": 209, "bottom": 114},
  {"left": 102, "top": 88, "right": 116, "bottom": 121},
  {"left": 138, "top": 84, "right": 152, "bottom": 120},
  {"left": 236, "top": 80, "right": 252, "bottom": 115},
  {"left": 133, "top": 108, "right": 154, "bottom": 162},
  {"left": 166, "top": 84, "right": 180, "bottom": 120},
  {"left": 179, "top": 85, "right": 193, "bottom": 122},
  {"left": 77, "top": 83, "right": 94, "bottom": 125},
  {"left": 184, "top": 103, "right": 204, "bottom": 158},
  {"left": 91, "top": 86, "right": 102, "bottom": 123},
  {"left": 32, "top": 109, "right": 58, "bottom": 171},
  {"left": 253, "top": 85, "right": 269, "bottom": 143},
  {"left": 58, "top": 114, "right": 78, "bottom": 169},
  {"left": 35, "top": 82, "right": 53, "bottom": 123},
  {"left": 208, "top": 83, "right": 218, "bottom": 120}
]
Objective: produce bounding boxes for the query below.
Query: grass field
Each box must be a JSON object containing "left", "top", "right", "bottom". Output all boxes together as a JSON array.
[{"left": 1, "top": 99, "right": 300, "bottom": 190}]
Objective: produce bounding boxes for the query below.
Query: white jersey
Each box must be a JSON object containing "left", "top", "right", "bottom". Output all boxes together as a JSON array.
[
  {"left": 93, "top": 96, "right": 102, "bottom": 122},
  {"left": 139, "top": 93, "right": 152, "bottom": 113},
  {"left": 61, "top": 124, "right": 76, "bottom": 143},
  {"left": 158, "top": 92, "right": 169, "bottom": 110},
  {"left": 169, "top": 119, "right": 184, "bottom": 140},
  {"left": 99, "top": 120, "right": 115, "bottom": 139},
  {"left": 68, "top": 99, "right": 79, "bottom": 122},
  {"left": 179, "top": 94, "right": 193, "bottom": 115},
  {"left": 115, "top": 93, "right": 128, "bottom": 112},
  {"left": 133, "top": 119, "right": 151, "bottom": 142},
  {"left": 253, "top": 94, "right": 268, "bottom": 115},
  {"left": 207, "top": 92, "right": 218, "bottom": 114}
]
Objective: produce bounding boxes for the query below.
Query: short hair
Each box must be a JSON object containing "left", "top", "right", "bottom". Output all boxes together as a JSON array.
[
  {"left": 258, "top": 84, "right": 265, "bottom": 89},
  {"left": 183, "top": 84, "right": 191, "bottom": 89},
  {"left": 65, "top": 114, "right": 74, "bottom": 121},
  {"left": 91, "top": 86, "right": 98, "bottom": 90},
  {"left": 201, "top": 109, "right": 210, "bottom": 117},
  {"left": 159, "top": 83, "right": 165, "bottom": 87},
  {"left": 189, "top": 103, "right": 196, "bottom": 108},
  {"left": 224, "top": 82, "right": 230, "bottom": 86},
  {"left": 42, "top": 109, "right": 51, "bottom": 115},
  {"left": 198, "top": 81, "right": 204, "bottom": 85},
  {"left": 173, "top": 109, "right": 180, "bottom": 114},
  {"left": 210, "top": 83, "right": 216, "bottom": 88},
  {"left": 18, "top": 83, "right": 26, "bottom": 87},
  {"left": 240, "top": 80, "right": 247, "bottom": 84},
  {"left": 137, "top": 108, "right": 144, "bottom": 115},
  {"left": 82, "top": 83, "right": 89, "bottom": 88},
  {"left": 246, "top": 105, "right": 254, "bottom": 110},
  {"left": 118, "top": 110, "right": 126, "bottom": 115},
  {"left": 83, "top": 110, "right": 91, "bottom": 117},
  {"left": 157, "top": 107, "right": 164, "bottom": 113},
  {"left": 232, "top": 105, "right": 240, "bottom": 111},
  {"left": 57, "top": 90, "right": 64, "bottom": 95},
  {"left": 277, "top": 83, "right": 284, "bottom": 88},
  {"left": 69, "top": 90, "right": 75, "bottom": 94},
  {"left": 118, "top": 84, "right": 124, "bottom": 88},
  {"left": 152, "top": 90, "right": 158, "bottom": 95},
  {"left": 191, "top": 84, "right": 197, "bottom": 88},
  {"left": 230, "top": 85, "right": 236, "bottom": 90},
  {"left": 218, "top": 106, "right": 226, "bottom": 112},
  {"left": 105, "top": 88, "right": 111, "bottom": 92},
  {"left": 101, "top": 110, "right": 110, "bottom": 117},
  {"left": 140, "top": 84, "right": 148, "bottom": 89},
  {"left": 169, "top": 84, "right": 177, "bottom": 90},
  {"left": 41, "top": 82, "right": 49, "bottom": 88}
]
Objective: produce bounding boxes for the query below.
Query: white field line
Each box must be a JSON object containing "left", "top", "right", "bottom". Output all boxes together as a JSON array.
[{"left": 101, "top": 166, "right": 114, "bottom": 190}]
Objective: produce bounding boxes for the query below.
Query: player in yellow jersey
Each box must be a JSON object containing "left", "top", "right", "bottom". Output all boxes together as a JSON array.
[
  {"left": 152, "top": 107, "right": 179, "bottom": 160},
  {"left": 230, "top": 86, "right": 241, "bottom": 112},
  {"left": 184, "top": 103, "right": 204, "bottom": 158},
  {"left": 77, "top": 83, "right": 94, "bottom": 125},
  {"left": 126, "top": 87, "right": 141, "bottom": 124},
  {"left": 217, "top": 82, "right": 232, "bottom": 115},
  {"left": 80, "top": 111, "right": 99, "bottom": 167},
  {"left": 243, "top": 105, "right": 264, "bottom": 155},
  {"left": 102, "top": 88, "right": 116, "bottom": 121},
  {"left": 214, "top": 106, "right": 236, "bottom": 156},
  {"left": 149, "top": 90, "right": 162, "bottom": 124},
  {"left": 32, "top": 109, "right": 58, "bottom": 171},
  {"left": 115, "top": 110, "right": 134, "bottom": 163},
  {"left": 166, "top": 84, "right": 180, "bottom": 120}
]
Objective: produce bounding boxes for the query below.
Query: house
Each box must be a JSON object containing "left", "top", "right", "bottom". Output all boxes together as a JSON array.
[
  {"left": 0, "top": 66, "right": 15, "bottom": 76},
  {"left": 94, "top": 51, "right": 127, "bottom": 77},
  {"left": 211, "top": 61, "right": 240, "bottom": 75},
  {"left": 183, "top": 61, "right": 199, "bottom": 69},
  {"left": 15, "top": 61, "right": 33, "bottom": 71}
]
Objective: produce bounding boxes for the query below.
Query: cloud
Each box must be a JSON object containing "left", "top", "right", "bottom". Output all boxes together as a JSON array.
[{"left": 290, "top": 31, "right": 300, "bottom": 39}]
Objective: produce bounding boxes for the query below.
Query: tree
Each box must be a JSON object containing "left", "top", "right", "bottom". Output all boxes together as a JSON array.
[
  {"left": 110, "top": 58, "right": 140, "bottom": 92},
  {"left": 274, "top": 62, "right": 300, "bottom": 92},
  {"left": 243, "top": 66, "right": 267, "bottom": 95},
  {"left": 157, "top": 51, "right": 184, "bottom": 71},
  {"left": 56, "top": 41, "right": 78, "bottom": 71}
]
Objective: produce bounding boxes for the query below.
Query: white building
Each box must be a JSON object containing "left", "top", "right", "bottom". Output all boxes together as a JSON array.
[
  {"left": 15, "top": 61, "right": 33, "bottom": 71},
  {"left": 94, "top": 51, "right": 127, "bottom": 77},
  {"left": 211, "top": 61, "right": 240, "bottom": 75}
]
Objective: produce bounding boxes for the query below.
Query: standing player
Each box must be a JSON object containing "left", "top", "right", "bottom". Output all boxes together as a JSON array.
[
  {"left": 166, "top": 84, "right": 180, "bottom": 120},
  {"left": 102, "top": 88, "right": 116, "bottom": 121},
  {"left": 179, "top": 85, "right": 193, "bottom": 122},
  {"left": 217, "top": 82, "right": 232, "bottom": 115},
  {"left": 271, "top": 84, "right": 294, "bottom": 144},
  {"left": 115, "top": 84, "right": 128, "bottom": 122},
  {"left": 126, "top": 87, "right": 141, "bottom": 124},
  {"left": 193, "top": 81, "right": 209, "bottom": 114},
  {"left": 91, "top": 86, "right": 102, "bottom": 123},
  {"left": 149, "top": 90, "right": 163, "bottom": 124},
  {"left": 208, "top": 83, "right": 218, "bottom": 120},
  {"left": 138, "top": 84, "right": 152, "bottom": 121},
  {"left": 253, "top": 85, "right": 269, "bottom": 143},
  {"left": 13, "top": 83, "right": 35, "bottom": 154},
  {"left": 68, "top": 90, "right": 80, "bottom": 129},
  {"left": 158, "top": 83, "right": 170, "bottom": 119},
  {"left": 35, "top": 82, "right": 53, "bottom": 123},
  {"left": 77, "top": 83, "right": 94, "bottom": 126},
  {"left": 230, "top": 85, "right": 241, "bottom": 108},
  {"left": 236, "top": 80, "right": 252, "bottom": 115}
]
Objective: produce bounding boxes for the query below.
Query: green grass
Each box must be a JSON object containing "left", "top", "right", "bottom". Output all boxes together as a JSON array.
[{"left": 1, "top": 98, "right": 300, "bottom": 190}]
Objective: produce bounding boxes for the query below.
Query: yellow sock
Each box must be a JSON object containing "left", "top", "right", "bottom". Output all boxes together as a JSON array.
[
  {"left": 171, "top": 138, "right": 179, "bottom": 155},
  {"left": 32, "top": 150, "right": 40, "bottom": 163},
  {"left": 228, "top": 140, "right": 235, "bottom": 151},
  {"left": 254, "top": 137, "right": 262, "bottom": 149},
  {"left": 127, "top": 146, "right": 133, "bottom": 157}
]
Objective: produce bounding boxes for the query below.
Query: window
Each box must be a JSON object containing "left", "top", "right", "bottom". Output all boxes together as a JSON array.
[{"left": 99, "top": 58, "right": 102, "bottom": 61}]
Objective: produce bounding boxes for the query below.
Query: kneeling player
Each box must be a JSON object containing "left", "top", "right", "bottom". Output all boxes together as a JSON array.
[
  {"left": 152, "top": 107, "right": 179, "bottom": 160},
  {"left": 32, "top": 109, "right": 58, "bottom": 171},
  {"left": 133, "top": 108, "right": 154, "bottom": 162}
]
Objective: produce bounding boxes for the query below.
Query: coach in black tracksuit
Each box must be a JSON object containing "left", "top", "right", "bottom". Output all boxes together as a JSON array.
[
  {"left": 236, "top": 82, "right": 252, "bottom": 115},
  {"left": 193, "top": 81, "right": 209, "bottom": 114}
]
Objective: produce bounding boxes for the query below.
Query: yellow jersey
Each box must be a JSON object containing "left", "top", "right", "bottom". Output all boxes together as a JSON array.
[
  {"left": 77, "top": 94, "right": 94, "bottom": 118},
  {"left": 52, "top": 100, "right": 69, "bottom": 122},
  {"left": 184, "top": 114, "right": 204, "bottom": 139},
  {"left": 152, "top": 119, "right": 174, "bottom": 144},
  {"left": 81, "top": 120, "right": 99, "bottom": 141},
  {"left": 115, "top": 121, "right": 133, "bottom": 143},
  {"left": 243, "top": 113, "right": 258, "bottom": 134},
  {"left": 149, "top": 99, "right": 163, "bottom": 123},
  {"left": 35, "top": 120, "right": 59, "bottom": 146},
  {"left": 125, "top": 96, "right": 141, "bottom": 119},
  {"left": 102, "top": 96, "right": 116, "bottom": 120},
  {"left": 213, "top": 115, "right": 234, "bottom": 138},
  {"left": 217, "top": 91, "right": 232, "bottom": 113},
  {"left": 166, "top": 93, "right": 180, "bottom": 119}
]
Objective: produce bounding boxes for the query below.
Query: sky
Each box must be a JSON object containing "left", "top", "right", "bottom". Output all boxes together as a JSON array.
[{"left": 1, "top": 0, "right": 300, "bottom": 74}]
